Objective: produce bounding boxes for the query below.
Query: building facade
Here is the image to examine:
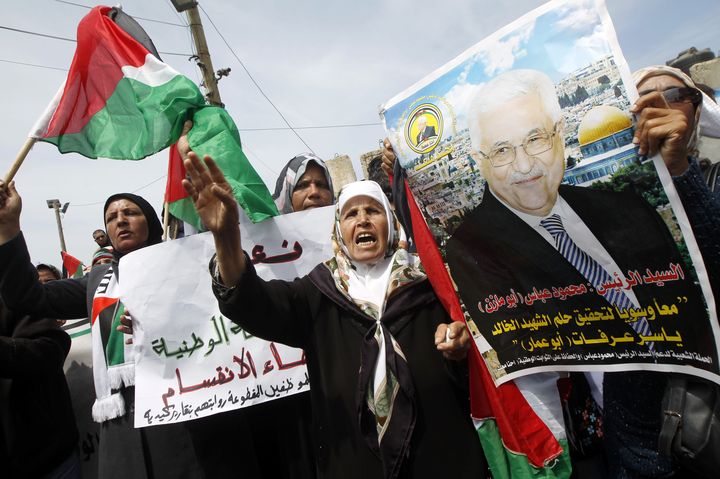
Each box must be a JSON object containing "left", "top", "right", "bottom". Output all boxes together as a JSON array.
[{"left": 563, "top": 104, "right": 638, "bottom": 186}]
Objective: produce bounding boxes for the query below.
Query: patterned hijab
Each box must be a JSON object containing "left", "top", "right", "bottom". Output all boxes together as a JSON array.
[
  {"left": 324, "top": 180, "right": 425, "bottom": 479},
  {"left": 272, "top": 153, "right": 334, "bottom": 214}
]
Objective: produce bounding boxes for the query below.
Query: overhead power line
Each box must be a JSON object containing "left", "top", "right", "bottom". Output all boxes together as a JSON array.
[
  {"left": 239, "top": 122, "right": 382, "bottom": 132},
  {"left": 3, "top": 55, "right": 380, "bottom": 133},
  {"left": 163, "top": 0, "right": 190, "bottom": 27},
  {"left": 0, "top": 25, "right": 75, "bottom": 42},
  {"left": 73, "top": 174, "right": 168, "bottom": 207},
  {"left": 0, "top": 24, "right": 192, "bottom": 57},
  {"left": 0, "top": 58, "right": 68, "bottom": 71},
  {"left": 197, "top": 5, "right": 316, "bottom": 153},
  {"left": 241, "top": 143, "right": 279, "bottom": 177},
  {"left": 54, "top": 0, "right": 186, "bottom": 27},
  {"left": 3, "top": 54, "right": 380, "bottom": 132}
]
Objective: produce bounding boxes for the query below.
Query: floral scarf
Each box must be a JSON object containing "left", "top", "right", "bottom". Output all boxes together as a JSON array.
[{"left": 324, "top": 181, "right": 425, "bottom": 479}]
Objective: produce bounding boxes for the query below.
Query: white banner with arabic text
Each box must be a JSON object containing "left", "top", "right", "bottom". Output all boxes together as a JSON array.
[{"left": 120, "top": 206, "right": 334, "bottom": 427}]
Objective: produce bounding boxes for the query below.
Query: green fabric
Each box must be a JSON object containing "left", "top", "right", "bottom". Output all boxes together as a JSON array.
[
  {"left": 70, "top": 263, "right": 85, "bottom": 278},
  {"left": 367, "top": 326, "right": 400, "bottom": 438},
  {"left": 69, "top": 329, "right": 91, "bottom": 339},
  {"left": 476, "top": 420, "right": 573, "bottom": 479},
  {"left": 168, "top": 197, "right": 202, "bottom": 231},
  {"left": 42, "top": 74, "right": 204, "bottom": 159},
  {"left": 181, "top": 106, "right": 278, "bottom": 225},
  {"left": 105, "top": 302, "right": 126, "bottom": 367}
]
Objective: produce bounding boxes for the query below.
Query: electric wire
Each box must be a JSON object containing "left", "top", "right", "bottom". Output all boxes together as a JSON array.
[
  {"left": 2, "top": 57, "right": 381, "bottom": 132},
  {"left": 72, "top": 174, "right": 168, "bottom": 207},
  {"left": 241, "top": 142, "right": 279, "bottom": 177},
  {"left": 197, "top": 5, "right": 316, "bottom": 153},
  {"left": 0, "top": 24, "right": 192, "bottom": 57},
  {"left": 239, "top": 122, "right": 382, "bottom": 131},
  {"left": 54, "top": 0, "right": 186, "bottom": 27},
  {"left": 0, "top": 58, "right": 68, "bottom": 71}
]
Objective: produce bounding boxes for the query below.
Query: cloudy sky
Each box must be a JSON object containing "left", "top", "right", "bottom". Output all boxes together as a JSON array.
[
  {"left": 2, "top": 0, "right": 720, "bottom": 266},
  {"left": 382, "top": 0, "right": 622, "bottom": 160}
]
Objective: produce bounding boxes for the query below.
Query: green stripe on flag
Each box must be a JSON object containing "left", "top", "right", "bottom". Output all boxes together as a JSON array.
[
  {"left": 42, "top": 75, "right": 204, "bottom": 160},
  {"left": 177, "top": 106, "right": 278, "bottom": 225},
  {"left": 169, "top": 197, "right": 203, "bottom": 231},
  {"left": 106, "top": 303, "right": 126, "bottom": 366},
  {"left": 70, "top": 329, "right": 91, "bottom": 339},
  {"left": 71, "top": 264, "right": 86, "bottom": 278},
  {"left": 477, "top": 419, "right": 573, "bottom": 479}
]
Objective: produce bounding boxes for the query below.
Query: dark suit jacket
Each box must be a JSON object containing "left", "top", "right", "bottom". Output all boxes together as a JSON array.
[
  {"left": 415, "top": 125, "right": 436, "bottom": 144},
  {"left": 446, "top": 185, "right": 714, "bottom": 371}
]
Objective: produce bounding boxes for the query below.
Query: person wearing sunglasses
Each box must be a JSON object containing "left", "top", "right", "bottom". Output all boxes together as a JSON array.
[{"left": 633, "top": 65, "right": 720, "bottom": 302}]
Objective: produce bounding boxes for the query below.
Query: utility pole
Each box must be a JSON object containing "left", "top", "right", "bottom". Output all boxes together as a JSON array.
[
  {"left": 171, "top": 0, "right": 223, "bottom": 106},
  {"left": 46, "top": 199, "right": 69, "bottom": 252},
  {"left": 168, "top": 0, "right": 227, "bottom": 240}
]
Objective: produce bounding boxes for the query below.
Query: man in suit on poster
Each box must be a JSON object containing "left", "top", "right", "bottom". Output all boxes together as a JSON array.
[
  {"left": 415, "top": 115, "right": 437, "bottom": 145},
  {"left": 445, "top": 69, "right": 712, "bottom": 476}
]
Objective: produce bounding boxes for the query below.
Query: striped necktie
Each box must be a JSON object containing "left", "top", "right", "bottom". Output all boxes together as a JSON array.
[{"left": 539, "top": 214, "right": 653, "bottom": 346}]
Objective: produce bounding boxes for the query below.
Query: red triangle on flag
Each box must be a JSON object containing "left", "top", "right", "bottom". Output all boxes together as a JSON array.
[
  {"left": 91, "top": 296, "right": 120, "bottom": 325},
  {"left": 61, "top": 250, "right": 83, "bottom": 278},
  {"left": 165, "top": 142, "right": 189, "bottom": 204}
]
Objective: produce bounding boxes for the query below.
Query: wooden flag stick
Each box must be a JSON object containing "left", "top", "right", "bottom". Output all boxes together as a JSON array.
[
  {"left": 4, "top": 137, "right": 37, "bottom": 184},
  {"left": 162, "top": 201, "right": 170, "bottom": 241}
]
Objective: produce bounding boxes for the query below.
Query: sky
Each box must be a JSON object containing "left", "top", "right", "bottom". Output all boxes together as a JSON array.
[
  {"left": 2, "top": 0, "right": 720, "bottom": 266},
  {"left": 382, "top": 0, "right": 618, "bottom": 157}
]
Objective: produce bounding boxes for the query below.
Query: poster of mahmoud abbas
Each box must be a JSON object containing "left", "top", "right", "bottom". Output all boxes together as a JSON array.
[{"left": 380, "top": 0, "right": 720, "bottom": 385}]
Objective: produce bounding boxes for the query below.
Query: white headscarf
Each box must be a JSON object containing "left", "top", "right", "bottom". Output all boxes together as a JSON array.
[
  {"left": 327, "top": 180, "right": 422, "bottom": 315},
  {"left": 334, "top": 181, "right": 395, "bottom": 312},
  {"left": 335, "top": 180, "right": 397, "bottom": 265}
]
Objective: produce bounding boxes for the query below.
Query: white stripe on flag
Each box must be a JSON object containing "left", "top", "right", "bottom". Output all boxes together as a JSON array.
[
  {"left": 120, "top": 54, "right": 180, "bottom": 87},
  {"left": 514, "top": 373, "right": 567, "bottom": 440},
  {"left": 29, "top": 80, "right": 66, "bottom": 138}
]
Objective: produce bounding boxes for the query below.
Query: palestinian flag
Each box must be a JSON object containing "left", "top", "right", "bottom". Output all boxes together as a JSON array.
[
  {"left": 164, "top": 106, "right": 279, "bottom": 229},
  {"left": 402, "top": 179, "right": 572, "bottom": 478},
  {"left": 29, "top": 5, "right": 277, "bottom": 225},
  {"left": 61, "top": 251, "right": 86, "bottom": 278},
  {"left": 29, "top": 5, "right": 204, "bottom": 160}
]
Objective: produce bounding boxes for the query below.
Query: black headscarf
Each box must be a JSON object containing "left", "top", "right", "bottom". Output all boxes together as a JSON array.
[{"left": 103, "top": 193, "right": 163, "bottom": 256}]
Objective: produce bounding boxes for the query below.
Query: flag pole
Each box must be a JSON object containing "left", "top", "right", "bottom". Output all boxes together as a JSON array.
[
  {"left": 162, "top": 201, "right": 170, "bottom": 241},
  {"left": 4, "top": 137, "right": 37, "bottom": 183}
]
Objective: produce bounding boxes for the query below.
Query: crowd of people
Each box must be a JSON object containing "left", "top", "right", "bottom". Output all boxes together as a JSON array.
[{"left": 0, "top": 60, "right": 718, "bottom": 479}]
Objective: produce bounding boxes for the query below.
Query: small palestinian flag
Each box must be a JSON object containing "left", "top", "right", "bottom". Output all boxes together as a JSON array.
[{"left": 61, "top": 251, "right": 86, "bottom": 278}]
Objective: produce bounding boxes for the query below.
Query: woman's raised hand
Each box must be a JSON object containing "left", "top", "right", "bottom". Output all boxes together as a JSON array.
[{"left": 182, "top": 152, "right": 239, "bottom": 235}]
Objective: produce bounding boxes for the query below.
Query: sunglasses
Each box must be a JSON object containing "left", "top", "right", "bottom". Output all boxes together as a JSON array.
[{"left": 662, "top": 87, "right": 702, "bottom": 106}]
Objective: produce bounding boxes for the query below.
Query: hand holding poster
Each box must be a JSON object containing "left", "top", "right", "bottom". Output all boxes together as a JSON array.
[
  {"left": 120, "top": 206, "right": 334, "bottom": 427},
  {"left": 381, "top": 0, "right": 720, "bottom": 386}
]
